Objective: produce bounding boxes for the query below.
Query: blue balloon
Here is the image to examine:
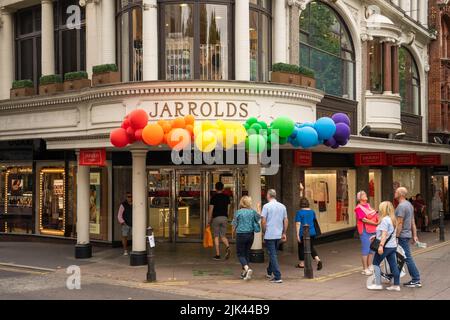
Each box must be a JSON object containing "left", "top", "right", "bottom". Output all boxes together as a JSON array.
[
  {"left": 296, "top": 126, "right": 319, "bottom": 149},
  {"left": 290, "top": 137, "right": 301, "bottom": 147},
  {"left": 289, "top": 128, "right": 299, "bottom": 139},
  {"left": 314, "top": 117, "right": 337, "bottom": 140}
]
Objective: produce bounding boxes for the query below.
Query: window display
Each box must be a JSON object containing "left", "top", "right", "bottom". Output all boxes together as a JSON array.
[
  {"left": 369, "top": 169, "right": 382, "bottom": 211},
  {"left": 393, "top": 168, "right": 421, "bottom": 205},
  {"left": 305, "top": 169, "right": 356, "bottom": 233},
  {"left": 0, "top": 165, "right": 33, "bottom": 234},
  {"left": 431, "top": 175, "right": 447, "bottom": 221},
  {"left": 39, "top": 168, "right": 66, "bottom": 236}
]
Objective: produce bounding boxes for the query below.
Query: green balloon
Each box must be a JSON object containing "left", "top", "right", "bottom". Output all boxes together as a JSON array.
[
  {"left": 258, "top": 121, "right": 268, "bottom": 130},
  {"left": 271, "top": 117, "right": 295, "bottom": 138},
  {"left": 243, "top": 123, "right": 250, "bottom": 130},
  {"left": 246, "top": 117, "right": 258, "bottom": 126},
  {"left": 248, "top": 134, "right": 267, "bottom": 154},
  {"left": 250, "top": 123, "right": 262, "bottom": 134},
  {"left": 279, "top": 136, "right": 288, "bottom": 145}
]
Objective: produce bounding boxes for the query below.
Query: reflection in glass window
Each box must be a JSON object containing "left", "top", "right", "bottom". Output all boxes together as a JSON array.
[
  {"left": 250, "top": 2, "right": 271, "bottom": 82},
  {"left": 399, "top": 47, "right": 420, "bottom": 115},
  {"left": 299, "top": 1, "right": 355, "bottom": 99},
  {"left": 368, "top": 39, "right": 383, "bottom": 93},
  {"left": 117, "top": 2, "right": 143, "bottom": 82}
]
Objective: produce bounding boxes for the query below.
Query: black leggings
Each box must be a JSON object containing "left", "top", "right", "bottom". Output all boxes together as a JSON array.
[{"left": 298, "top": 236, "right": 319, "bottom": 261}]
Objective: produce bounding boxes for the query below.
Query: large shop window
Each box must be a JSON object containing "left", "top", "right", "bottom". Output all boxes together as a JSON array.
[
  {"left": 299, "top": 1, "right": 355, "bottom": 99},
  {"left": 117, "top": 0, "right": 143, "bottom": 82},
  {"left": 15, "top": 5, "right": 42, "bottom": 88},
  {"left": 304, "top": 169, "right": 356, "bottom": 234},
  {"left": 399, "top": 47, "right": 420, "bottom": 115},
  {"left": 431, "top": 175, "right": 448, "bottom": 221},
  {"left": 55, "top": 0, "right": 86, "bottom": 75},
  {"left": 160, "top": 1, "right": 232, "bottom": 80},
  {"left": 250, "top": 0, "right": 271, "bottom": 82},
  {"left": 0, "top": 165, "right": 33, "bottom": 234},
  {"left": 39, "top": 168, "right": 66, "bottom": 236}
]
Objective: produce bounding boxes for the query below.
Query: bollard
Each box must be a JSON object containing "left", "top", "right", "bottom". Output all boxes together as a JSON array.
[
  {"left": 146, "top": 226, "right": 157, "bottom": 282},
  {"left": 303, "top": 224, "right": 314, "bottom": 279},
  {"left": 439, "top": 210, "right": 445, "bottom": 242}
]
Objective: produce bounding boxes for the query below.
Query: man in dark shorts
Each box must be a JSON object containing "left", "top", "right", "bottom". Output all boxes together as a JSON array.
[{"left": 208, "top": 181, "right": 231, "bottom": 260}]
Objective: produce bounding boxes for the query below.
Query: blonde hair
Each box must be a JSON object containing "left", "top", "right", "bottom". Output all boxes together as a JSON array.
[
  {"left": 239, "top": 196, "right": 252, "bottom": 209},
  {"left": 378, "top": 201, "right": 397, "bottom": 228}
]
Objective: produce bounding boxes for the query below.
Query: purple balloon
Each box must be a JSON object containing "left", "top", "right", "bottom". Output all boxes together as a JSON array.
[
  {"left": 332, "top": 113, "right": 351, "bottom": 126},
  {"left": 339, "top": 139, "right": 349, "bottom": 146},
  {"left": 331, "top": 142, "right": 340, "bottom": 149},
  {"left": 334, "top": 123, "right": 351, "bottom": 142},
  {"left": 324, "top": 137, "right": 337, "bottom": 147}
]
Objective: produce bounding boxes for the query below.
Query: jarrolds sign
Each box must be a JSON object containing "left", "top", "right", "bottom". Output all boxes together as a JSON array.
[{"left": 137, "top": 99, "right": 316, "bottom": 123}]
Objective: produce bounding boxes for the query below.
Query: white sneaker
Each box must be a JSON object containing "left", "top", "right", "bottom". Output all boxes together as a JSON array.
[
  {"left": 244, "top": 269, "right": 253, "bottom": 281},
  {"left": 368, "top": 265, "right": 374, "bottom": 272},
  {"left": 367, "top": 284, "right": 383, "bottom": 290},
  {"left": 123, "top": 250, "right": 129, "bottom": 256},
  {"left": 386, "top": 285, "right": 401, "bottom": 292},
  {"left": 362, "top": 269, "right": 373, "bottom": 276}
]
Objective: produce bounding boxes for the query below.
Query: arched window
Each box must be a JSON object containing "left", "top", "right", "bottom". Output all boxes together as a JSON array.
[
  {"left": 250, "top": 0, "right": 271, "bottom": 82},
  {"left": 399, "top": 47, "right": 420, "bottom": 115},
  {"left": 116, "top": 0, "right": 143, "bottom": 82},
  {"left": 299, "top": 1, "right": 355, "bottom": 99}
]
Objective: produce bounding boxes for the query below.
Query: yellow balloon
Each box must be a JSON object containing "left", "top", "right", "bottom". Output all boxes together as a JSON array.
[
  {"left": 202, "top": 120, "right": 219, "bottom": 131},
  {"left": 193, "top": 123, "right": 202, "bottom": 136},
  {"left": 195, "top": 130, "right": 217, "bottom": 152},
  {"left": 234, "top": 125, "right": 248, "bottom": 144}
]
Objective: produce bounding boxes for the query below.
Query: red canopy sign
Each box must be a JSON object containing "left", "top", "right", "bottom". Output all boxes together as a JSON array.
[
  {"left": 417, "top": 155, "right": 441, "bottom": 166},
  {"left": 294, "top": 150, "right": 312, "bottom": 167},
  {"left": 355, "top": 152, "right": 387, "bottom": 166},
  {"left": 388, "top": 153, "right": 417, "bottom": 166},
  {"left": 79, "top": 149, "right": 106, "bottom": 166}
]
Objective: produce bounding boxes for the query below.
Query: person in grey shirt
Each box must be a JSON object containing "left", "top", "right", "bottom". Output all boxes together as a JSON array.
[
  {"left": 261, "top": 189, "right": 288, "bottom": 284},
  {"left": 395, "top": 187, "right": 421, "bottom": 288}
]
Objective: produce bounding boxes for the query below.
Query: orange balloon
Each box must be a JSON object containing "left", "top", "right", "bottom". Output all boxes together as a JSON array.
[
  {"left": 167, "top": 128, "right": 191, "bottom": 151},
  {"left": 157, "top": 119, "right": 167, "bottom": 127},
  {"left": 163, "top": 133, "right": 170, "bottom": 144},
  {"left": 142, "top": 123, "right": 164, "bottom": 146},
  {"left": 185, "top": 114, "right": 195, "bottom": 125},
  {"left": 161, "top": 122, "right": 172, "bottom": 133},
  {"left": 172, "top": 117, "right": 186, "bottom": 129}
]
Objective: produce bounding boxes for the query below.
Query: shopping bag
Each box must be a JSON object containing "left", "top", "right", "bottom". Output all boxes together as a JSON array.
[{"left": 203, "top": 226, "right": 213, "bottom": 248}]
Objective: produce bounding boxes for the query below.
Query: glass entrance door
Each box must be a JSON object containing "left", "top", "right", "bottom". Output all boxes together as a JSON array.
[
  {"left": 175, "top": 171, "right": 204, "bottom": 241},
  {"left": 148, "top": 170, "right": 173, "bottom": 241}
]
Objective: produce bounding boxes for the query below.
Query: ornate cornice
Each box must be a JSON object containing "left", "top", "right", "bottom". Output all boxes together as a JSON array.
[{"left": 0, "top": 81, "right": 325, "bottom": 111}]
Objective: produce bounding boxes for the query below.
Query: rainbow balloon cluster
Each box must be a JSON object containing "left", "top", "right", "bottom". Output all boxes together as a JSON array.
[{"left": 109, "top": 109, "right": 351, "bottom": 152}]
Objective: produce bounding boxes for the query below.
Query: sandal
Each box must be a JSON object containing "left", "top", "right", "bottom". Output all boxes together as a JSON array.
[
  {"left": 317, "top": 261, "right": 323, "bottom": 271},
  {"left": 295, "top": 264, "right": 305, "bottom": 268}
]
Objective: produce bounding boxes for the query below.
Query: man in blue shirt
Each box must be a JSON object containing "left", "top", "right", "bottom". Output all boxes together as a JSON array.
[{"left": 261, "top": 189, "right": 288, "bottom": 283}]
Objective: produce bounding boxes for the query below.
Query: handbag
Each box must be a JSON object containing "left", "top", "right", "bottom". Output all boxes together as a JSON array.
[
  {"left": 370, "top": 230, "right": 394, "bottom": 252},
  {"left": 313, "top": 216, "right": 322, "bottom": 236}
]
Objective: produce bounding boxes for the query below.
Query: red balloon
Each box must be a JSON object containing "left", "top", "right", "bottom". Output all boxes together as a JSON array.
[
  {"left": 129, "top": 109, "right": 149, "bottom": 130},
  {"left": 167, "top": 128, "right": 191, "bottom": 151},
  {"left": 110, "top": 128, "right": 129, "bottom": 148},
  {"left": 135, "top": 129, "right": 143, "bottom": 141},
  {"left": 121, "top": 118, "right": 131, "bottom": 129}
]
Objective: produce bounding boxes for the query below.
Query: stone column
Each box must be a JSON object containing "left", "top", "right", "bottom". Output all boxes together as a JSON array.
[
  {"left": 273, "top": 0, "right": 287, "bottom": 64},
  {"left": 288, "top": 2, "right": 299, "bottom": 64},
  {"left": 0, "top": 8, "right": 14, "bottom": 100},
  {"left": 235, "top": 0, "right": 250, "bottom": 80},
  {"left": 41, "top": 0, "right": 55, "bottom": 75},
  {"left": 248, "top": 156, "right": 264, "bottom": 262},
  {"left": 383, "top": 41, "right": 392, "bottom": 93},
  {"left": 102, "top": 0, "right": 116, "bottom": 64},
  {"left": 75, "top": 152, "right": 92, "bottom": 258},
  {"left": 130, "top": 146, "right": 148, "bottom": 266},
  {"left": 411, "top": 0, "right": 418, "bottom": 21},
  {"left": 419, "top": 0, "right": 428, "bottom": 27},
  {"left": 142, "top": 0, "right": 158, "bottom": 80},
  {"left": 86, "top": 0, "right": 98, "bottom": 78}
]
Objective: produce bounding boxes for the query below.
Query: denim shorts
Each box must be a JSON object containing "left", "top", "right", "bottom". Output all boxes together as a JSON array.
[
  {"left": 121, "top": 224, "right": 131, "bottom": 237},
  {"left": 360, "top": 229, "right": 375, "bottom": 256}
]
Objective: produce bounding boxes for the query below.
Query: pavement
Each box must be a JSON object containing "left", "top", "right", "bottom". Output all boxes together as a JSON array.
[{"left": 1, "top": 224, "right": 450, "bottom": 300}]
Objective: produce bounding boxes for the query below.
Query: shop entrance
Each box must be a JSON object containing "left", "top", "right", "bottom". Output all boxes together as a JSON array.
[{"left": 147, "top": 167, "right": 243, "bottom": 243}]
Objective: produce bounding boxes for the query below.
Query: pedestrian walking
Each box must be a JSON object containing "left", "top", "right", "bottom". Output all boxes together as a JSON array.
[
  {"left": 413, "top": 193, "right": 428, "bottom": 232},
  {"left": 261, "top": 189, "right": 288, "bottom": 284},
  {"left": 208, "top": 181, "right": 231, "bottom": 260},
  {"left": 395, "top": 187, "right": 422, "bottom": 288},
  {"left": 354, "top": 190, "right": 379, "bottom": 275},
  {"left": 231, "top": 196, "right": 261, "bottom": 281},
  {"left": 295, "top": 198, "right": 322, "bottom": 270},
  {"left": 367, "top": 201, "right": 401, "bottom": 291},
  {"left": 117, "top": 192, "right": 133, "bottom": 256}
]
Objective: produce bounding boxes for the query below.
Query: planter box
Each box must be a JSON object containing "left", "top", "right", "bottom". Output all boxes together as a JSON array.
[
  {"left": 39, "top": 83, "right": 63, "bottom": 95},
  {"left": 300, "top": 75, "right": 316, "bottom": 88},
  {"left": 63, "top": 78, "right": 91, "bottom": 91},
  {"left": 271, "top": 71, "right": 301, "bottom": 86},
  {"left": 10, "top": 87, "right": 35, "bottom": 99},
  {"left": 92, "top": 71, "right": 120, "bottom": 87}
]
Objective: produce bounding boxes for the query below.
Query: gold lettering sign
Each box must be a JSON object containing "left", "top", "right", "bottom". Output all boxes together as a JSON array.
[{"left": 148, "top": 101, "right": 249, "bottom": 119}]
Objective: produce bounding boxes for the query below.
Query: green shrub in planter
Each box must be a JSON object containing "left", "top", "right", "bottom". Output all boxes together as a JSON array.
[
  {"left": 39, "top": 74, "right": 63, "bottom": 86},
  {"left": 272, "top": 63, "right": 315, "bottom": 77},
  {"left": 12, "top": 79, "right": 34, "bottom": 89},
  {"left": 92, "top": 64, "right": 118, "bottom": 74},
  {"left": 64, "top": 71, "right": 88, "bottom": 81}
]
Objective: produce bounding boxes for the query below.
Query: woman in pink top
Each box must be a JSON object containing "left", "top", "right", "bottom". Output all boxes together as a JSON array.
[{"left": 355, "top": 191, "right": 379, "bottom": 276}]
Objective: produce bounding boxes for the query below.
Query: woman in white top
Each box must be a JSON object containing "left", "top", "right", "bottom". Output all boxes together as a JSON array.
[{"left": 367, "top": 201, "right": 401, "bottom": 291}]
